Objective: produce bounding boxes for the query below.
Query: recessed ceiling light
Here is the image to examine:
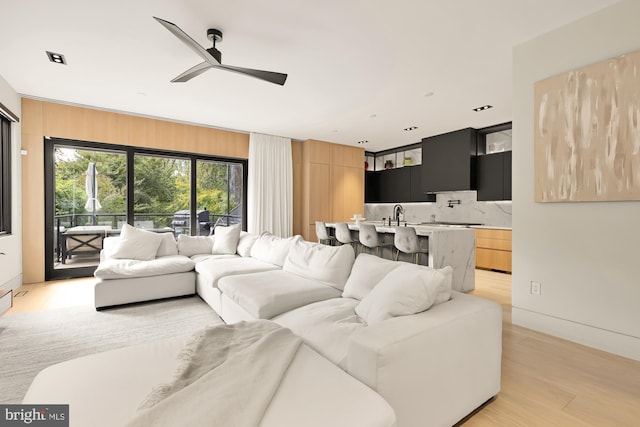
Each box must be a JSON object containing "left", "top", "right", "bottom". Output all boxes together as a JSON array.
[
  {"left": 473, "top": 104, "right": 493, "bottom": 112},
  {"left": 46, "top": 51, "right": 67, "bottom": 65},
  {"left": 357, "top": 140, "right": 369, "bottom": 145},
  {"left": 403, "top": 126, "right": 418, "bottom": 131}
]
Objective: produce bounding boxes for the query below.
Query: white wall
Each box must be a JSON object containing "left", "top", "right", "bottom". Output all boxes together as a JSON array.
[
  {"left": 512, "top": 0, "right": 640, "bottom": 360},
  {"left": 0, "top": 74, "right": 22, "bottom": 292}
]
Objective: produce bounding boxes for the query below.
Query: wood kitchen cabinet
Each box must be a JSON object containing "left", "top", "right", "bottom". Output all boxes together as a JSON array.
[
  {"left": 475, "top": 228, "right": 512, "bottom": 273},
  {"left": 301, "top": 140, "right": 364, "bottom": 242}
]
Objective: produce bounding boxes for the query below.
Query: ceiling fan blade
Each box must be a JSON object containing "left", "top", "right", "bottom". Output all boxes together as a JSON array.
[
  {"left": 217, "top": 65, "right": 288, "bottom": 86},
  {"left": 153, "top": 17, "right": 219, "bottom": 65},
  {"left": 171, "top": 62, "right": 214, "bottom": 82}
]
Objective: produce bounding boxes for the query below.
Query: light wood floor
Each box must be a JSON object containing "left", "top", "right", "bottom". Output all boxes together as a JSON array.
[{"left": 4, "top": 271, "right": 640, "bottom": 426}]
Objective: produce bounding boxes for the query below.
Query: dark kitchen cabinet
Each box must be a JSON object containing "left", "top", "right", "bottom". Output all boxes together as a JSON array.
[
  {"left": 477, "top": 151, "right": 512, "bottom": 201},
  {"left": 365, "top": 171, "right": 379, "bottom": 203},
  {"left": 378, "top": 168, "right": 411, "bottom": 203},
  {"left": 503, "top": 151, "right": 512, "bottom": 199},
  {"left": 409, "top": 165, "right": 436, "bottom": 202},
  {"left": 364, "top": 167, "right": 435, "bottom": 203},
  {"left": 422, "top": 128, "right": 477, "bottom": 192}
]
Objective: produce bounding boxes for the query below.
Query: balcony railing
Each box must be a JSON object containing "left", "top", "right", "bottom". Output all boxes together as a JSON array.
[{"left": 54, "top": 212, "right": 242, "bottom": 265}]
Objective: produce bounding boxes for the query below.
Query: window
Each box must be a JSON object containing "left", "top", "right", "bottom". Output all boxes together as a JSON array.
[
  {"left": 1, "top": 110, "right": 15, "bottom": 235},
  {"left": 134, "top": 153, "right": 191, "bottom": 234},
  {"left": 197, "top": 160, "right": 243, "bottom": 234},
  {"left": 45, "top": 137, "right": 247, "bottom": 280}
]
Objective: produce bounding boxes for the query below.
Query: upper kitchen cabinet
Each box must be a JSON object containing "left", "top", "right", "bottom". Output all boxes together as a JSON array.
[
  {"left": 365, "top": 170, "right": 379, "bottom": 203},
  {"left": 477, "top": 152, "right": 511, "bottom": 200},
  {"left": 421, "top": 128, "right": 477, "bottom": 192},
  {"left": 409, "top": 165, "right": 435, "bottom": 202},
  {"left": 476, "top": 122, "right": 512, "bottom": 201},
  {"left": 378, "top": 167, "right": 411, "bottom": 203}
]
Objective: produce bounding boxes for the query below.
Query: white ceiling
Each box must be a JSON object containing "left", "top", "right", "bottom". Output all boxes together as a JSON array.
[{"left": 0, "top": 0, "right": 620, "bottom": 152}]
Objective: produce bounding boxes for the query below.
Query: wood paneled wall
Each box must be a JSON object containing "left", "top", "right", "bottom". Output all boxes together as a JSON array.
[
  {"left": 21, "top": 99, "right": 250, "bottom": 284},
  {"left": 291, "top": 140, "right": 303, "bottom": 236},
  {"left": 301, "top": 139, "right": 364, "bottom": 241}
]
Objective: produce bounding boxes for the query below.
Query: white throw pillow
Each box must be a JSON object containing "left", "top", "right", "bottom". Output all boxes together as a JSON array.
[
  {"left": 283, "top": 239, "right": 355, "bottom": 290},
  {"left": 176, "top": 234, "right": 214, "bottom": 257},
  {"left": 110, "top": 224, "right": 163, "bottom": 261},
  {"left": 212, "top": 224, "right": 242, "bottom": 255},
  {"left": 342, "top": 254, "right": 401, "bottom": 300},
  {"left": 250, "top": 232, "right": 301, "bottom": 267},
  {"left": 156, "top": 232, "right": 179, "bottom": 257},
  {"left": 355, "top": 264, "right": 453, "bottom": 324},
  {"left": 236, "top": 231, "right": 259, "bottom": 257}
]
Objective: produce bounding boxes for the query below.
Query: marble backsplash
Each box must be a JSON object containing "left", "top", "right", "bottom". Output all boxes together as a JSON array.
[{"left": 364, "top": 191, "right": 512, "bottom": 228}]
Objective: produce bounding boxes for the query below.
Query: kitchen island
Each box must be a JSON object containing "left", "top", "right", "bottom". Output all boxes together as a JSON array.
[{"left": 325, "top": 222, "right": 475, "bottom": 291}]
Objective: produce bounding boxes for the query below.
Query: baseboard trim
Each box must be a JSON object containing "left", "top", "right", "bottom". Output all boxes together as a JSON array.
[{"left": 512, "top": 307, "right": 640, "bottom": 362}]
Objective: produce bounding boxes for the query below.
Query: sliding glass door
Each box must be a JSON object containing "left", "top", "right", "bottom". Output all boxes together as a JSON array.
[
  {"left": 47, "top": 143, "right": 127, "bottom": 279},
  {"left": 133, "top": 154, "right": 190, "bottom": 234},
  {"left": 196, "top": 160, "right": 243, "bottom": 233},
  {"left": 45, "top": 138, "right": 247, "bottom": 280}
]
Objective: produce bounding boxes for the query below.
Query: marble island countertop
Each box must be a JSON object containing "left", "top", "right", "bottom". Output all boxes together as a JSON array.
[
  {"left": 469, "top": 225, "right": 512, "bottom": 230},
  {"left": 324, "top": 221, "right": 476, "bottom": 291},
  {"left": 327, "top": 221, "right": 476, "bottom": 236}
]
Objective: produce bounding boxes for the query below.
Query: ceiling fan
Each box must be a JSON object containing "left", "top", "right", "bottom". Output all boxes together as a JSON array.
[{"left": 153, "top": 17, "right": 288, "bottom": 86}]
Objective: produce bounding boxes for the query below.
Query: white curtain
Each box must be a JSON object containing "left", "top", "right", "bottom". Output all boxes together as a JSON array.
[{"left": 247, "top": 133, "right": 293, "bottom": 237}]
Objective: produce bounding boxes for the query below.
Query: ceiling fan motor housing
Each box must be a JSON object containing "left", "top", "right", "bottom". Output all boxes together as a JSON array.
[
  {"left": 206, "top": 47, "right": 222, "bottom": 64},
  {"left": 206, "top": 28, "right": 223, "bottom": 63}
]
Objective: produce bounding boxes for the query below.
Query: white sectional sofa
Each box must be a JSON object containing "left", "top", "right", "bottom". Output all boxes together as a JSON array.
[{"left": 71, "top": 224, "right": 502, "bottom": 426}]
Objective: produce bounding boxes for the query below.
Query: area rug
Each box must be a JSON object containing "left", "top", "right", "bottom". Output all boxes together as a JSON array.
[{"left": 0, "top": 296, "right": 223, "bottom": 404}]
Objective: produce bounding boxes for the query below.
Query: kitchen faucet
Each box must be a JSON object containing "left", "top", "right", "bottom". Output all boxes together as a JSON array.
[{"left": 392, "top": 204, "right": 404, "bottom": 225}]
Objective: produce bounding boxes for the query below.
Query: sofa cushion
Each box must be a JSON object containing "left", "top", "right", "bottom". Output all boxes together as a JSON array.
[
  {"left": 236, "top": 232, "right": 259, "bottom": 257},
  {"left": 355, "top": 264, "right": 453, "bottom": 324},
  {"left": 342, "top": 254, "right": 401, "bottom": 300},
  {"left": 283, "top": 240, "right": 355, "bottom": 290},
  {"left": 273, "top": 298, "right": 364, "bottom": 368},
  {"left": 190, "top": 253, "right": 238, "bottom": 263},
  {"left": 250, "top": 233, "right": 300, "bottom": 267},
  {"left": 195, "top": 256, "right": 279, "bottom": 289},
  {"left": 110, "top": 224, "right": 162, "bottom": 261},
  {"left": 177, "top": 235, "right": 214, "bottom": 257},
  {"left": 218, "top": 270, "right": 342, "bottom": 319},
  {"left": 156, "top": 232, "right": 179, "bottom": 257},
  {"left": 212, "top": 224, "right": 241, "bottom": 255},
  {"left": 94, "top": 255, "right": 195, "bottom": 279}
]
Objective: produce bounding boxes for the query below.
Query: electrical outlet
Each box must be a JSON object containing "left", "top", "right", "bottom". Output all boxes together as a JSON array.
[{"left": 530, "top": 281, "right": 541, "bottom": 295}]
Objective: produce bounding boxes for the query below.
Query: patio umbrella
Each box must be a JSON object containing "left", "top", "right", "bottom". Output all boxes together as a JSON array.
[{"left": 84, "top": 162, "right": 102, "bottom": 225}]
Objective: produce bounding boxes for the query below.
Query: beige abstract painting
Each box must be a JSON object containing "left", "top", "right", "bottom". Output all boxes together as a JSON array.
[{"left": 534, "top": 49, "right": 640, "bottom": 202}]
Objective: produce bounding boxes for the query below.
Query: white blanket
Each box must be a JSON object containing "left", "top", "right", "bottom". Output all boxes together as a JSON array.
[{"left": 125, "top": 321, "right": 302, "bottom": 427}]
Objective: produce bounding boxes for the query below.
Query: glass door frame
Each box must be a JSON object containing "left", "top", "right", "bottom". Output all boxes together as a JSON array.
[{"left": 44, "top": 137, "right": 248, "bottom": 281}]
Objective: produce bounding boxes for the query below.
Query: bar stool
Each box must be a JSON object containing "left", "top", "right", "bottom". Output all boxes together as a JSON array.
[
  {"left": 393, "top": 226, "right": 429, "bottom": 264},
  {"left": 334, "top": 222, "right": 357, "bottom": 251},
  {"left": 315, "top": 221, "right": 337, "bottom": 246},
  {"left": 358, "top": 223, "right": 393, "bottom": 257}
]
